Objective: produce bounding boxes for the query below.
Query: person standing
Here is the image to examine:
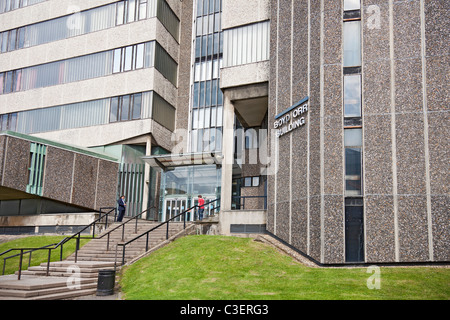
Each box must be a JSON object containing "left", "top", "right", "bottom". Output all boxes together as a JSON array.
[
  {"left": 198, "top": 195, "right": 205, "bottom": 220},
  {"left": 117, "top": 195, "right": 126, "bottom": 222}
]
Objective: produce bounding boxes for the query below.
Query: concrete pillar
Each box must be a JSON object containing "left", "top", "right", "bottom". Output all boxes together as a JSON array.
[
  {"left": 220, "top": 91, "right": 235, "bottom": 210},
  {"left": 142, "top": 135, "right": 152, "bottom": 219}
]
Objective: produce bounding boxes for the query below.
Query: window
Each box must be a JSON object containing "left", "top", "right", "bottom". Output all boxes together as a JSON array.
[
  {"left": 191, "top": 0, "right": 223, "bottom": 152},
  {"left": 343, "top": 21, "right": 361, "bottom": 67},
  {"left": 345, "top": 198, "right": 364, "bottom": 262},
  {"left": 344, "top": 0, "right": 360, "bottom": 11},
  {"left": 110, "top": 93, "right": 143, "bottom": 123},
  {"left": 344, "top": 74, "right": 361, "bottom": 117},
  {"left": 223, "top": 21, "right": 270, "bottom": 68},
  {"left": 0, "top": 42, "right": 155, "bottom": 95},
  {"left": 243, "top": 176, "right": 260, "bottom": 187},
  {"left": 344, "top": 129, "right": 362, "bottom": 196},
  {"left": 27, "top": 143, "right": 47, "bottom": 196}
]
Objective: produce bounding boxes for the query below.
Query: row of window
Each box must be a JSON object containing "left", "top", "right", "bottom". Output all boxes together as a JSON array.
[
  {"left": 222, "top": 20, "right": 270, "bottom": 68},
  {"left": 0, "top": 90, "right": 176, "bottom": 134},
  {"left": 0, "top": 41, "right": 177, "bottom": 95},
  {"left": 196, "top": 0, "right": 221, "bottom": 18},
  {"left": 192, "top": 105, "right": 223, "bottom": 130},
  {"left": 0, "top": 0, "right": 45, "bottom": 14},
  {"left": 192, "top": 79, "right": 223, "bottom": 108},
  {"left": 0, "top": 0, "right": 179, "bottom": 55},
  {"left": 343, "top": 0, "right": 362, "bottom": 197},
  {"left": 190, "top": 0, "right": 223, "bottom": 153}
]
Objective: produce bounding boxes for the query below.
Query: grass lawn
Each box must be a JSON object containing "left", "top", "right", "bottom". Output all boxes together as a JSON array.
[
  {"left": 0, "top": 236, "right": 90, "bottom": 275},
  {"left": 120, "top": 235, "right": 450, "bottom": 300}
]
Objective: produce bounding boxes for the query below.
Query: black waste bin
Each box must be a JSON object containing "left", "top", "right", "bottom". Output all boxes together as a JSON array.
[{"left": 97, "top": 269, "right": 116, "bottom": 296}]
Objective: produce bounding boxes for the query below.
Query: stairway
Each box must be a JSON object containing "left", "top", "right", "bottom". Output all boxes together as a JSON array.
[{"left": 0, "top": 219, "right": 191, "bottom": 300}]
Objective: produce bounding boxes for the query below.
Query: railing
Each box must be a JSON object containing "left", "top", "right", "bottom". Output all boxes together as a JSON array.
[
  {"left": 232, "top": 195, "right": 267, "bottom": 210},
  {"left": 115, "top": 199, "right": 220, "bottom": 266},
  {"left": 0, "top": 207, "right": 117, "bottom": 280}
]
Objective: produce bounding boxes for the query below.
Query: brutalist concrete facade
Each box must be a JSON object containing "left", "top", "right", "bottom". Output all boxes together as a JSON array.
[
  {"left": 266, "top": 0, "right": 449, "bottom": 264},
  {"left": 0, "top": 132, "right": 119, "bottom": 211}
]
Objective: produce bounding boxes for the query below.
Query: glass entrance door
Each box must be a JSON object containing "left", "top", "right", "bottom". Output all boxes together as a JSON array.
[{"left": 164, "top": 198, "right": 187, "bottom": 222}]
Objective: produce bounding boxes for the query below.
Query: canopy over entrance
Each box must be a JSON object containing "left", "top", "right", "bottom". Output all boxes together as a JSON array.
[{"left": 142, "top": 152, "right": 223, "bottom": 171}]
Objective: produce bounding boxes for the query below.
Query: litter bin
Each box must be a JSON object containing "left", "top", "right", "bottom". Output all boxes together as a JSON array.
[{"left": 97, "top": 269, "right": 116, "bottom": 296}]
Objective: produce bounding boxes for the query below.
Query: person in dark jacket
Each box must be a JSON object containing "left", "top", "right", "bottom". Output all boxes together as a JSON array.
[{"left": 117, "top": 195, "right": 126, "bottom": 222}]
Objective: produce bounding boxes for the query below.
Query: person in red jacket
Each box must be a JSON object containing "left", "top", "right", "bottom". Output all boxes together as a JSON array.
[{"left": 198, "top": 195, "right": 205, "bottom": 220}]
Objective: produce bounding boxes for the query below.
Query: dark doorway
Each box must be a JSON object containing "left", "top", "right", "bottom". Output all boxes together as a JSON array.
[{"left": 345, "top": 199, "right": 364, "bottom": 262}]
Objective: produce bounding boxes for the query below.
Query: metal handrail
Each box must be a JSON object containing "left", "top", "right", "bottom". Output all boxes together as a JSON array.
[
  {"left": 0, "top": 207, "right": 117, "bottom": 280},
  {"left": 96, "top": 206, "right": 155, "bottom": 251},
  {"left": 116, "top": 198, "right": 220, "bottom": 266}
]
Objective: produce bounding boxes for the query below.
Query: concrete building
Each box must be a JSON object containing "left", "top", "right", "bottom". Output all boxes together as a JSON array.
[{"left": 0, "top": 0, "right": 448, "bottom": 265}]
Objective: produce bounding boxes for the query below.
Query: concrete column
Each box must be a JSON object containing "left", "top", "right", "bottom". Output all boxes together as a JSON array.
[
  {"left": 220, "top": 91, "right": 235, "bottom": 211},
  {"left": 142, "top": 135, "right": 152, "bottom": 219}
]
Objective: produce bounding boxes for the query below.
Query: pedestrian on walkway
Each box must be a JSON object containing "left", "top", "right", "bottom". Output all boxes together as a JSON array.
[
  {"left": 117, "top": 195, "right": 126, "bottom": 222},
  {"left": 198, "top": 195, "right": 205, "bottom": 220}
]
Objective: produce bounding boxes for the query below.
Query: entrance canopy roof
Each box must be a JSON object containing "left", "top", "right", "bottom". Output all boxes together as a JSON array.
[{"left": 142, "top": 152, "right": 223, "bottom": 171}]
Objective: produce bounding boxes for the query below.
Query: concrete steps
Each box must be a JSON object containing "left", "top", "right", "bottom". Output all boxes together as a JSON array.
[
  {"left": 0, "top": 220, "right": 191, "bottom": 300},
  {"left": 0, "top": 261, "right": 116, "bottom": 300}
]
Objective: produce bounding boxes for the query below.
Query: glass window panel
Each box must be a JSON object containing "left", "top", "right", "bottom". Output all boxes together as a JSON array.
[
  {"left": 191, "top": 129, "right": 198, "bottom": 151},
  {"left": 110, "top": 97, "right": 119, "bottom": 122},
  {"left": 200, "top": 82, "right": 205, "bottom": 107},
  {"left": 197, "top": 129, "right": 203, "bottom": 152},
  {"left": 344, "top": 74, "right": 361, "bottom": 117},
  {"left": 128, "top": 0, "right": 136, "bottom": 23},
  {"left": 205, "top": 80, "right": 211, "bottom": 106},
  {"left": 214, "top": 12, "right": 220, "bottom": 32},
  {"left": 213, "top": 32, "right": 219, "bottom": 54},
  {"left": 345, "top": 148, "right": 362, "bottom": 195},
  {"left": 9, "top": 113, "right": 17, "bottom": 131},
  {"left": 207, "top": 34, "right": 213, "bottom": 55},
  {"left": 203, "top": 0, "right": 208, "bottom": 16},
  {"left": 215, "top": 127, "right": 222, "bottom": 151},
  {"left": 198, "top": 107, "right": 205, "bottom": 129},
  {"left": 196, "top": 0, "right": 203, "bottom": 17},
  {"left": 343, "top": 21, "right": 361, "bottom": 67},
  {"left": 216, "top": 105, "right": 223, "bottom": 126},
  {"left": 132, "top": 93, "right": 142, "bottom": 119},
  {"left": 0, "top": 73, "right": 4, "bottom": 94},
  {"left": 211, "top": 80, "right": 217, "bottom": 105},
  {"left": 209, "top": 126, "right": 216, "bottom": 150},
  {"left": 196, "top": 16, "right": 203, "bottom": 36},
  {"left": 244, "top": 177, "right": 252, "bottom": 187},
  {"left": 252, "top": 176, "right": 260, "bottom": 186},
  {"left": 210, "top": 106, "right": 216, "bottom": 127},
  {"left": 192, "top": 109, "right": 199, "bottom": 129},
  {"left": 344, "top": 128, "right": 362, "bottom": 147},
  {"left": 8, "top": 29, "right": 16, "bottom": 51},
  {"left": 124, "top": 46, "right": 133, "bottom": 71},
  {"left": 204, "top": 107, "right": 210, "bottom": 128},
  {"left": 202, "top": 36, "right": 207, "bottom": 57},
  {"left": 344, "top": 0, "right": 360, "bottom": 11},
  {"left": 1, "top": 32, "right": 8, "bottom": 52},
  {"left": 215, "top": 0, "right": 220, "bottom": 13},
  {"left": 195, "top": 37, "right": 201, "bottom": 58},
  {"left": 121, "top": 95, "right": 130, "bottom": 121},
  {"left": 14, "top": 69, "right": 21, "bottom": 91},
  {"left": 208, "top": 13, "right": 214, "bottom": 34},
  {"left": 135, "top": 43, "right": 144, "bottom": 69},
  {"left": 139, "top": 0, "right": 147, "bottom": 20},
  {"left": 17, "top": 27, "right": 25, "bottom": 49},
  {"left": 4, "top": 71, "right": 13, "bottom": 94},
  {"left": 113, "top": 48, "right": 122, "bottom": 73},
  {"left": 193, "top": 82, "right": 200, "bottom": 107},
  {"left": 116, "top": 1, "right": 125, "bottom": 25}
]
